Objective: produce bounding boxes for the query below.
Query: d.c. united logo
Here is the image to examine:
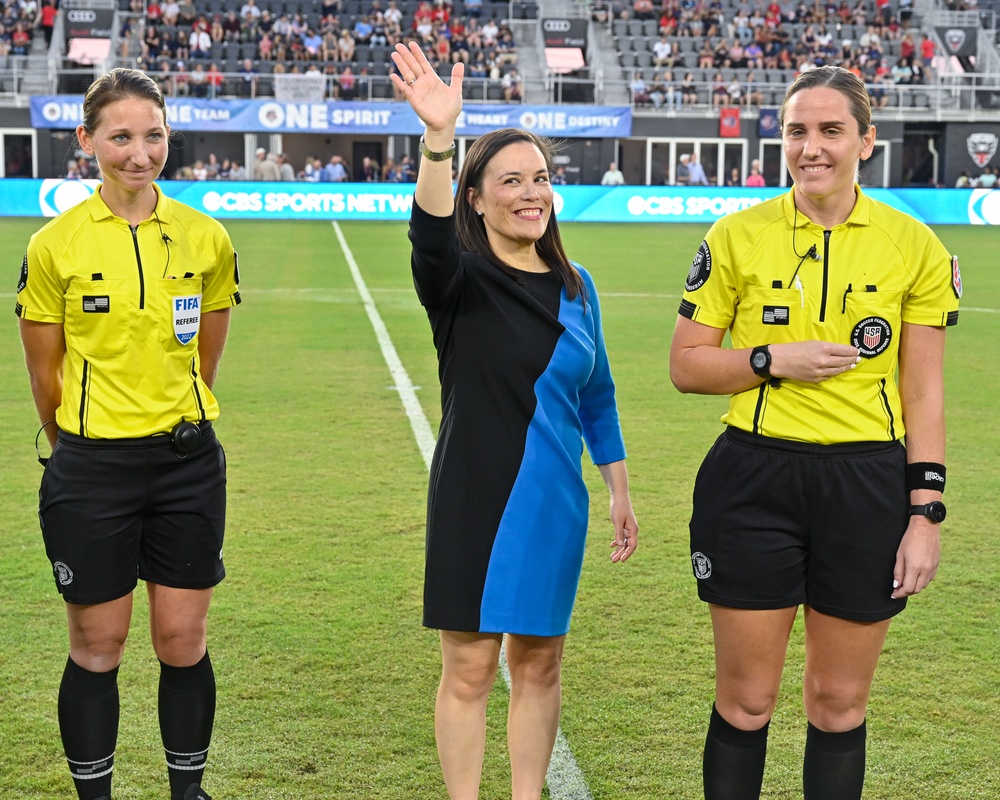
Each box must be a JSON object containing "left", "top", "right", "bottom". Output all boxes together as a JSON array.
[
  {"left": 967, "top": 133, "right": 998, "bottom": 169},
  {"left": 850, "top": 316, "right": 892, "bottom": 358}
]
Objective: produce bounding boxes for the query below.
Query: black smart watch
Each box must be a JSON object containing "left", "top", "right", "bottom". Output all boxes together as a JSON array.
[
  {"left": 909, "top": 501, "right": 947, "bottom": 524},
  {"left": 750, "top": 345, "right": 773, "bottom": 379}
]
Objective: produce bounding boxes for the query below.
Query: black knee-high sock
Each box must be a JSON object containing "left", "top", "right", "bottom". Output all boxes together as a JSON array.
[
  {"left": 703, "top": 703, "right": 770, "bottom": 800},
  {"left": 803, "top": 719, "right": 867, "bottom": 800},
  {"left": 159, "top": 651, "right": 216, "bottom": 800},
  {"left": 58, "top": 657, "right": 120, "bottom": 800}
]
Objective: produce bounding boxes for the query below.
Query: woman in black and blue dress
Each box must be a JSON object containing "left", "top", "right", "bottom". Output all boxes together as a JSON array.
[{"left": 390, "top": 41, "right": 639, "bottom": 800}]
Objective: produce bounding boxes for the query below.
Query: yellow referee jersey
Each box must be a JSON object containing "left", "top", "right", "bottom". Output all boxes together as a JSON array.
[
  {"left": 15, "top": 185, "right": 241, "bottom": 439},
  {"left": 679, "top": 186, "right": 960, "bottom": 444}
]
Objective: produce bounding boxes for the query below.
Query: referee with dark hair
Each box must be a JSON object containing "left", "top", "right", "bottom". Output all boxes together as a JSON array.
[
  {"left": 15, "top": 68, "right": 239, "bottom": 800},
  {"left": 669, "top": 66, "right": 959, "bottom": 799}
]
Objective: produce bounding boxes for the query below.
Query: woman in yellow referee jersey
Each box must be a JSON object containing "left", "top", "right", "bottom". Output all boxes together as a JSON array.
[
  {"left": 670, "top": 66, "right": 959, "bottom": 799},
  {"left": 15, "top": 68, "right": 240, "bottom": 800}
]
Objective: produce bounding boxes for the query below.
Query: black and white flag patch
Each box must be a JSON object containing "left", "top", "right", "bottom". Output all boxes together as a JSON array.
[
  {"left": 83, "top": 296, "right": 110, "bottom": 313},
  {"left": 762, "top": 305, "right": 790, "bottom": 325},
  {"left": 17, "top": 254, "right": 27, "bottom": 293}
]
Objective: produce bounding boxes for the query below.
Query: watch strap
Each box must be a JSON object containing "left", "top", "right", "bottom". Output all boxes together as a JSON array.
[{"left": 418, "top": 136, "right": 456, "bottom": 162}]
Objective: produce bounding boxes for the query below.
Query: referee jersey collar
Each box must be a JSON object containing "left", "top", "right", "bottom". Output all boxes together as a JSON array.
[
  {"left": 784, "top": 183, "right": 871, "bottom": 229},
  {"left": 85, "top": 182, "right": 172, "bottom": 225}
]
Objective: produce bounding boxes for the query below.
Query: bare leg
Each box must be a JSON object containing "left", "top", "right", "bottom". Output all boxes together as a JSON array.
[
  {"left": 505, "top": 633, "right": 565, "bottom": 800},
  {"left": 711, "top": 605, "right": 797, "bottom": 728},
  {"left": 436, "top": 630, "right": 503, "bottom": 800}
]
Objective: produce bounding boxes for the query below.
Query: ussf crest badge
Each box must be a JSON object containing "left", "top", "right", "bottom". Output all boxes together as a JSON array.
[
  {"left": 951, "top": 255, "right": 963, "bottom": 299},
  {"left": 851, "top": 316, "right": 892, "bottom": 358},
  {"left": 172, "top": 295, "right": 202, "bottom": 345}
]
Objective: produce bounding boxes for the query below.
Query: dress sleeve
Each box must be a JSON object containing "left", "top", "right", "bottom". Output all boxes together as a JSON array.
[
  {"left": 576, "top": 268, "right": 627, "bottom": 465},
  {"left": 408, "top": 199, "right": 464, "bottom": 309}
]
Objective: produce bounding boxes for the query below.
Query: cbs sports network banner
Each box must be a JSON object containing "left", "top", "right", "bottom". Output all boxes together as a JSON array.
[{"left": 3, "top": 179, "right": 998, "bottom": 224}]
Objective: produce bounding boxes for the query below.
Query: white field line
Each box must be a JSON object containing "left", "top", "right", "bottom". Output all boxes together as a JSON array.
[{"left": 332, "top": 221, "right": 594, "bottom": 800}]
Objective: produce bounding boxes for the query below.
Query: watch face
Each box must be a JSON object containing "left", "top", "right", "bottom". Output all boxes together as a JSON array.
[
  {"left": 752, "top": 351, "right": 768, "bottom": 369},
  {"left": 928, "top": 501, "right": 947, "bottom": 522}
]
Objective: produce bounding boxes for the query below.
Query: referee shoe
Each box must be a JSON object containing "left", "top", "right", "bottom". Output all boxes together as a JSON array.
[{"left": 183, "top": 786, "right": 213, "bottom": 800}]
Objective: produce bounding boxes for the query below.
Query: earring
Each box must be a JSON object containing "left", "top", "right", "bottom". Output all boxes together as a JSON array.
[{"left": 476, "top": 210, "right": 483, "bottom": 216}]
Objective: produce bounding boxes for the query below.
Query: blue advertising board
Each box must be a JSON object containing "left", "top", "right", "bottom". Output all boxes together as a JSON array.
[
  {"left": 30, "top": 96, "right": 632, "bottom": 138},
  {"left": 2, "top": 179, "right": 996, "bottom": 224}
]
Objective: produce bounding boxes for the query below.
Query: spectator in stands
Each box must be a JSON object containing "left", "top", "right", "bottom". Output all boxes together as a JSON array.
[
  {"left": 154, "top": 58, "right": 174, "bottom": 95},
  {"left": 676, "top": 153, "right": 691, "bottom": 185},
  {"left": 210, "top": 15, "right": 225, "bottom": 44},
  {"left": 351, "top": 14, "right": 371, "bottom": 44},
  {"left": 192, "top": 159, "right": 208, "bottom": 180},
  {"left": 322, "top": 154, "right": 349, "bottom": 182},
  {"left": 726, "top": 166, "right": 742, "bottom": 186},
  {"left": 494, "top": 28, "right": 518, "bottom": 65},
  {"left": 188, "top": 62, "right": 208, "bottom": 97},
  {"left": 712, "top": 71, "right": 729, "bottom": 106},
  {"left": 745, "top": 70, "right": 764, "bottom": 105},
  {"left": 10, "top": 20, "right": 30, "bottom": 55},
  {"left": 481, "top": 16, "right": 499, "bottom": 47},
  {"left": 358, "top": 156, "right": 379, "bottom": 181},
  {"left": 699, "top": 39, "right": 715, "bottom": 69},
  {"left": 634, "top": 0, "right": 656, "bottom": 20},
  {"left": 241, "top": 0, "right": 261, "bottom": 21},
  {"left": 302, "top": 27, "right": 323, "bottom": 59},
  {"left": 680, "top": 71, "right": 699, "bottom": 104},
  {"left": 891, "top": 55, "right": 913, "bottom": 84},
  {"left": 468, "top": 48, "right": 488, "bottom": 78},
  {"left": 400, "top": 153, "right": 416, "bottom": 181},
  {"left": 630, "top": 71, "right": 651, "bottom": 105},
  {"left": 204, "top": 153, "right": 220, "bottom": 179},
  {"left": 954, "top": 170, "right": 971, "bottom": 188},
  {"left": 143, "top": 25, "right": 162, "bottom": 61},
  {"left": 217, "top": 158, "right": 231, "bottom": 179},
  {"left": 648, "top": 71, "right": 669, "bottom": 110},
  {"left": 337, "top": 28, "right": 355, "bottom": 61},
  {"left": 451, "top": 29, "right": 470, "bottom": 63},
  {"left": 221, "top": 10, "right": 241, "bottom": 40},
  {"left": 601, "top": 162, "right": 626, "bottom": 185},
  {"left": 552, "top": 165, "right": 568, "bottom": 185},
  {"left": 239, "top": 58, "right": 257, "bottom": 97},
  {"left": 189, "top": 26, "right": 212, "bottom": 59},
  {"left": 339, "top": 64, "right": 357, "bottom": 99},
  {"left": 686, "top": 151, "right": 710, "bottom": 185},
  {"left": 161, "top": 0, "right": 180, "bottom": 25},
  {"left": 255, "top": 148, "right": 281, "bottom": 180},
  {"left": 726, "top": 73, "right": 744, "bottom": 105},
  {"left": 39, "top": 0, "right": 57, "bottom": 47},
  {"left": 278, "top": 153, "right": 296, "bottom": 182},
  {"left": 500, "top": 66, "right": 522, "bottom": 102},
  {"left": 977, "top": 167, "right": 998, "bottom": 188},
  {"left": 206, "top": 62, "right": 224, "bottom": 96},
  {"left": 746, "top": 159, "right": 766, "bottom": 186},
  {"left": 176, "top": 0, "right": 197, "bottom": 27},
  {"left": 653, "top": 34, "right": 675, "bottom": 68},
  {"left": 380, "top": 158, "right": 396, "bottom": 181},
  {"left": 230, "top": 159, "right": 247, "bottom": 180}
]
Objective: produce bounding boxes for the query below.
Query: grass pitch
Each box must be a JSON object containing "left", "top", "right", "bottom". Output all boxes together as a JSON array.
[{"left": 1, "top": 218, "right": 997, "bottom": 799}]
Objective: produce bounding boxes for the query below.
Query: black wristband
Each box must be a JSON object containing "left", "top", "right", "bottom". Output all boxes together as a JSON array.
[{"left": 906, "top": 461, "right": 945, "bottom": 493}]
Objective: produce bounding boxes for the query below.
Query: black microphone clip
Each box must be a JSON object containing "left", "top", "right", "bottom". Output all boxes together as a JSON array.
[
  {"left": 162, "top": 233, "right": 172, "bottom": 243},
  {"left": 808, "top": 244, "right": 820, "bottom": 261}
]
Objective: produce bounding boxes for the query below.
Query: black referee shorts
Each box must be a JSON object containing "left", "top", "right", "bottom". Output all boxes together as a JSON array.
[
  {"left": 38, "top": 425, "right": 227, "bottom": 605},
  {"left": 689, "top": 427, "right": 908, "bottom": 622}
]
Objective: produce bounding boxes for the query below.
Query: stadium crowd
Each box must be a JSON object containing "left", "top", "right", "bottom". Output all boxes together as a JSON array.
[
  {"left": 110, "top": 0, "right": 523, "bottom": 99},
  {"left": 616, "top": 0, "right": 950, "bottom": 110}
]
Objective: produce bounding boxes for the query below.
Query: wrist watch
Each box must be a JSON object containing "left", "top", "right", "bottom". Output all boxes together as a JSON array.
[
  {"left": 750, "top": 345, "right": 772, "bottom": 379},
  {"left": 909, "top": 501, "right": 947, "bottom": 523}
]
